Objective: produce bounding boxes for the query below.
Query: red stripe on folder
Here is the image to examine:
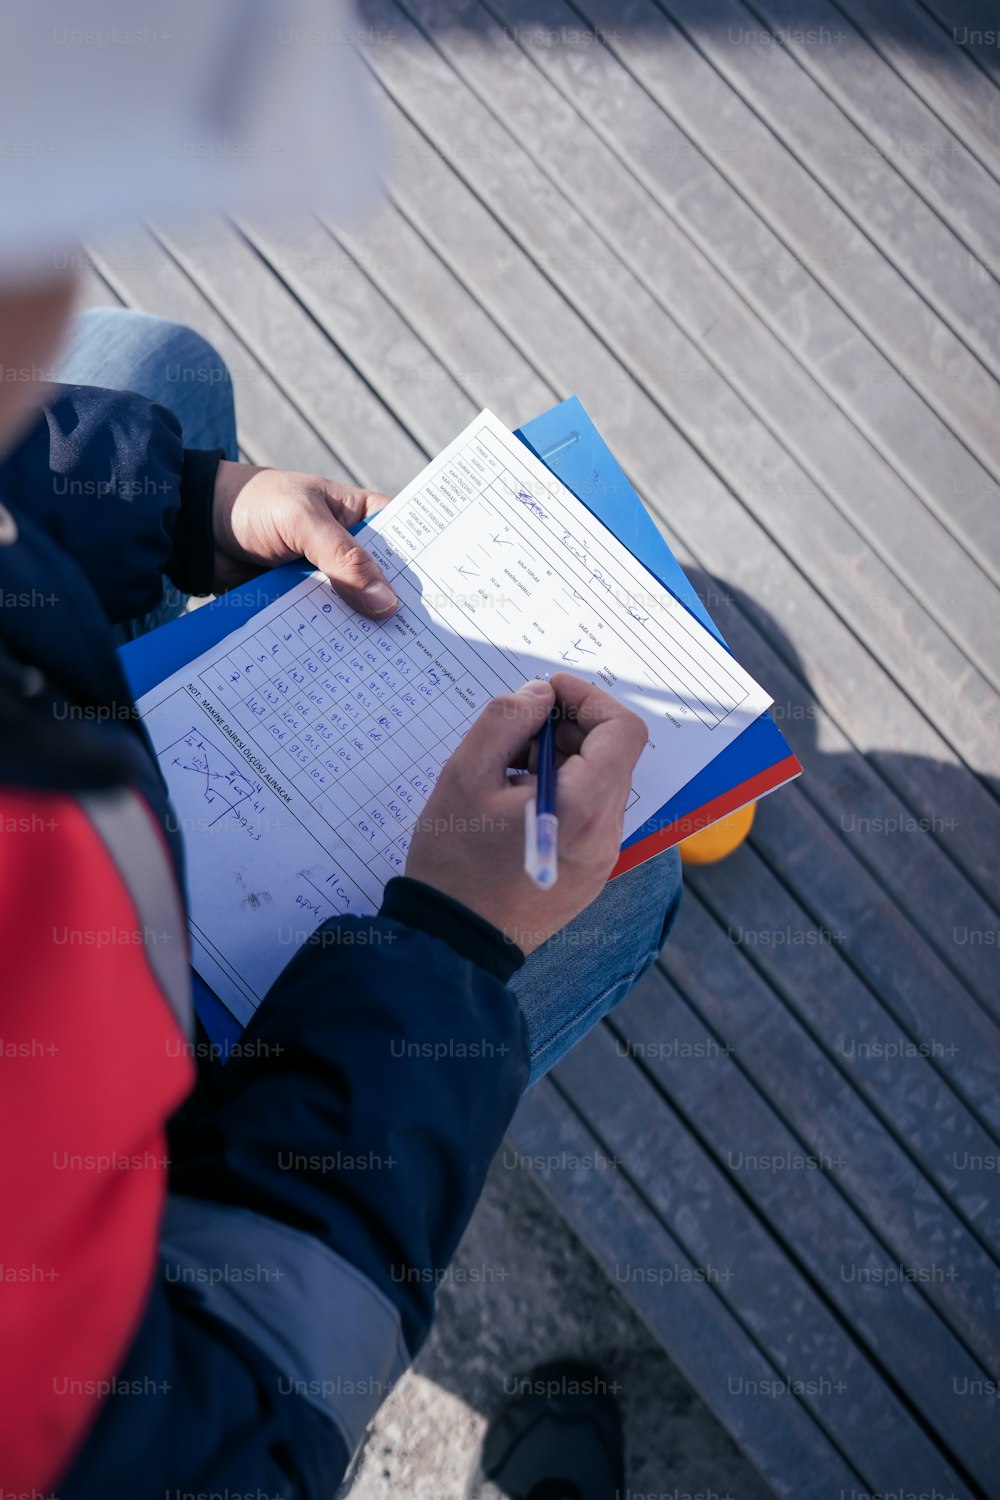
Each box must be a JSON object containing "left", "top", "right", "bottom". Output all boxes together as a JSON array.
[{"left": 610, "top": 754, "right": 803, "bottom": 879}]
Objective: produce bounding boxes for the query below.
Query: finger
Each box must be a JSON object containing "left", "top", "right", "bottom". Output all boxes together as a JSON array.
[
  {"left": 550, "top": 672, "right": 635, "bottom": 733},
  {"left": 555, "top": 720, "right": 585, "bottom": 757},
  {"left": 542, "top": 686, "right": 646, "bottom": 854},
  {"left": 576, "top": 707, "right": 648, "bottom": 789},
  {"left": 292, "top": 491, "right": 399, "bottom": 618},
  {"left": 360, "top": 489, "right": 393, "bottom": 517},
  {"left": 551, "top": 671, "right": 646, "bottom": 761},
  {"left": 506, "top": 740, "right": 574, "bottom": 772},
  {"left": 512, "top": 710, "right": 583, "bottom": 770},
  {"left": 447, "top": 679, "right": 555, "bottom": 790},
  {"left": 550, "top": 727, "right": 644, "bottom": 844}
]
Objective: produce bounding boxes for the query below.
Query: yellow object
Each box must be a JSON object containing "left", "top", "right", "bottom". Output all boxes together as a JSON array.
[{"left": 679, "top": 802, "right": 756, "bottom": 865}]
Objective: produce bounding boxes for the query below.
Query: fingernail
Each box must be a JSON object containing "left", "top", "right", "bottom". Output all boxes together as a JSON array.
[
  {"left": 363, "top": 580, "right": 397, "bottom": 614},
  {"left": 516, "top": 678, "right": 554, "bottom": 696}
]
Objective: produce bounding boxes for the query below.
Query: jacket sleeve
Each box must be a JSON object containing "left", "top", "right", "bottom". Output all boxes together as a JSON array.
[
  {"left": 62, "top": 878, "right": 530, "bottom": 1500},
  {"left": 0, "top": 383, "right": 221, "bottom": 621}
]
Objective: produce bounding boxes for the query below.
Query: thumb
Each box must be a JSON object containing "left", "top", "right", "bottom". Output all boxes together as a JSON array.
[
  {"left": 450, "top": 679, "right": 556, "bottom": 788},
  {"left": 294, "top": 501, "right": 399, "bottom": 619}
]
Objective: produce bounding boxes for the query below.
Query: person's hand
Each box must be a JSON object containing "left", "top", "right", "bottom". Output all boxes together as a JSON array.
[
  {"left": 211, "top": 460, "right": 398, "bottom": 617},
  {"left": 404, "top": 673, "right": 649, "bottom": 955}
]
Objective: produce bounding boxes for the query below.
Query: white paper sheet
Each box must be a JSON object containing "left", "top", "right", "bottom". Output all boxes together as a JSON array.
[{"left": 138, "top": 410, "right": 771, "bottom": 1023}]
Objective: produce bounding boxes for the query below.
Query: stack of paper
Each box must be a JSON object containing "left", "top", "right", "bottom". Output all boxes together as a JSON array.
[{"left": 123, "top": 402, "right": 800, "bottom": 1035}]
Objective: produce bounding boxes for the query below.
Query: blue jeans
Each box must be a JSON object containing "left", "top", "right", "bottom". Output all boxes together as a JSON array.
[
  {"left": 511, "top": 850, "right": 682, "bottom": 1084},
  {"left": 56, "top": 306, "right": 682, "bottom": 1085}
]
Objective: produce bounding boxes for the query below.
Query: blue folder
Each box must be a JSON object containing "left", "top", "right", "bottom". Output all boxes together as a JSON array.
[{"left": 513, "top": 399, "right": 798, "bottom": 858}]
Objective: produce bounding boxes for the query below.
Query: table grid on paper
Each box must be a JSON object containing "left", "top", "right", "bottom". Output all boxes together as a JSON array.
[{"left": 197, "top": 580, "right": 496, "bottom": 893}]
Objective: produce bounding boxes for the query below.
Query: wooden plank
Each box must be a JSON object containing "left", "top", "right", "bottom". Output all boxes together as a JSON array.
[
  {"left": 833, "top": 0, "right": 1000, "bottom": 180},
  {"left": 330, "top": 198, "right": 555, "bottom": 429},
  {"left": 75, "top": 261, "right": 122, "bottom": 311},
  {"left": 755, "top": 0, "right": 1000, "bottom": 280},
  {"left": 564, "top": 0, "right": 1000, "bottom": 487},
  {"left": 642, "top": 0, "right": 1000, "bottom": 392},
  {"left": 738, "top": 0, "right": 1000, "bottom": 279},
  {"left": 356, "top": 66, "right": 1000, "bottom": 909},
  {"left": 152, "top": 216, "right": 427, "bottom": 497},
  {"left": 700, "top": 569, "right": 1000, "bottom": 1014},
  {"left": 506, "top": 1079, "right": 869, "bottom": 1500},
  {"left": 682, "top": 832, "right": 1000, "bottom": 1224},
  {"left": 741, "top": 775, "right": 1000, "bottom": 1054},
  {"left": 82, "top": 227, "right": 343, "bottom": 478},
  {"left": 493, "top": 0, "right": 1000, "bottom": 578},
  {"left": 728, "top": 780, "right": 1000, "bottom": 1130},
  {"left": 660, "top": 887, "right": 1000, "bottom": 1325},
  {"left": 332, "top": 198, "right": 560, "bottom": 423},
  {"left": 392, "top": 0, "right": 1000, "bottom": 699},
  {"left": 612, "top": 970, "right": 1000, "bottom": 1482},
  {"left": 237, "top": 210, "right": 476, "bottom": 454},
  {"left": 552, "top": 1020, "right": 982, "bottom": 1494},
  {"left": 617, "top": 960, "right": 1000, "bottom": 1338}
]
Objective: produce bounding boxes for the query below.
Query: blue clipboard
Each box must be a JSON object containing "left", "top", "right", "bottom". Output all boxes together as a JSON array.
[{"left": 120, "top": 397, "right": 796, "bottom": 1045}]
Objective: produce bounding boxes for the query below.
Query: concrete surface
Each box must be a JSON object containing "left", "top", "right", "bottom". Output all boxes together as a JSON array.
[{"left": 344, "top": 1151, "right": 775, "bottom": 1500}]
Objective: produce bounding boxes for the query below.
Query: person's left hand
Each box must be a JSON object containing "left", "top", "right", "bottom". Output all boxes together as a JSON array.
[{"left": 211, "top": 460, "right": 399, "bottom": 618}]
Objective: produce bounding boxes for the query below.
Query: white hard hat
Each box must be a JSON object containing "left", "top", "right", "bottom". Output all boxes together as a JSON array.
[{"left": 0, "top": 0, "right": 384, "bottom": 276}]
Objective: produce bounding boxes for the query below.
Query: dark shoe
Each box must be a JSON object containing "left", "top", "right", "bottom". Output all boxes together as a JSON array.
[{"left": 467, "top": 1360, "right": 625, "bottom": 1500}]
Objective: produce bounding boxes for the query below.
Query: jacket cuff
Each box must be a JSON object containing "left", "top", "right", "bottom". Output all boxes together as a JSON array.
[
  {"left": 379, "top": 877, "right": 526, "bottom": 985},
  {"left": 167, "top": 447, "right": 224, "bottom": 597}
]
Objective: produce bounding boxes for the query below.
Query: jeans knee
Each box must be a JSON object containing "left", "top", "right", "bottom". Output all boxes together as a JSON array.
[
  {"left": 157, "top": 322, "right": 232, "bottom": 394},
  {"left": 153, "top": 320, "right": 237, "bottom": 457},
  {"left": 78, "top": 307, "right": 227, "bottom": 373},
  {"left": 56, "top": 308, "right": 238, "bottom": 458}
]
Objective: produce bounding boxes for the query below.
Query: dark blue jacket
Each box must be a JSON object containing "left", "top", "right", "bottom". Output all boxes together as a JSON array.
[{"left": 0, "top": 385, "right": 530, "bottom": 1497}]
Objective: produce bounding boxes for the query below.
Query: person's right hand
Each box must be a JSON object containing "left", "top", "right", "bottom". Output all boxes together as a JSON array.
[{"left": 404, "top": 672, "right": 649, "bottom": 955}]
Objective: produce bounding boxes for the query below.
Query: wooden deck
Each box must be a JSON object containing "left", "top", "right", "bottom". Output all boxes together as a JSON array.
[{"left": 81, "top": 2, "right": 1000, "bottom": 1494}]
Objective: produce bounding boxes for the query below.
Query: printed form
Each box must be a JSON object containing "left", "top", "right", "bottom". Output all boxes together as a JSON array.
[{"left": 138, "top": 410, "right": 771, "bottom": 1024}]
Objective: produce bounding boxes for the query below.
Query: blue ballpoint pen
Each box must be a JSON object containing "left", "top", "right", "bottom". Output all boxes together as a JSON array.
[{"left": 524, "top": 705, "right": 559, "bottom": 888}]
